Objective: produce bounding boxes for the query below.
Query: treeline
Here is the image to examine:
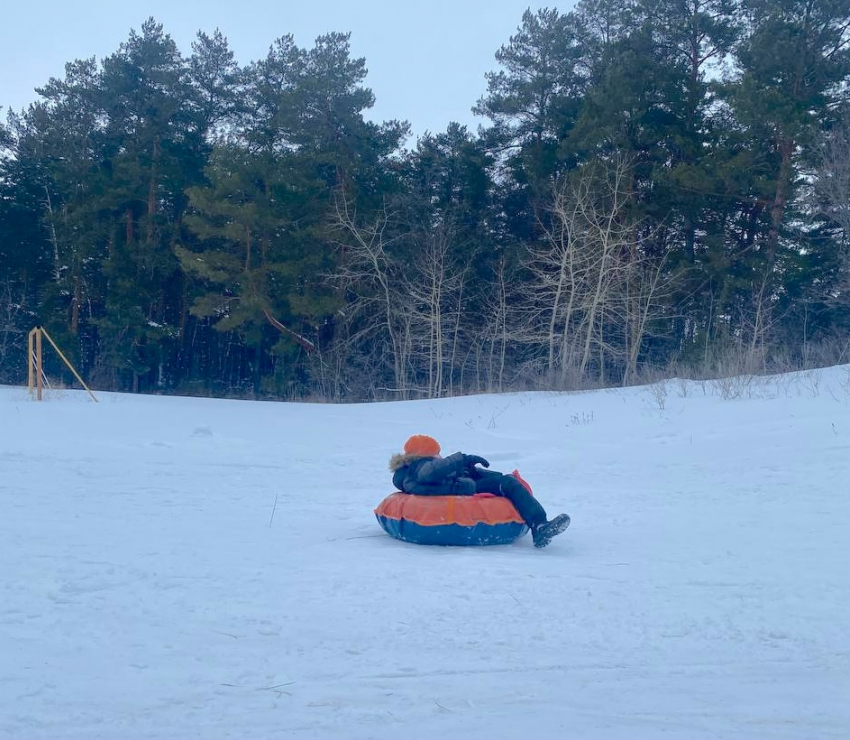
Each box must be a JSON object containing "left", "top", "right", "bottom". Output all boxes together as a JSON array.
[{"left": 1, "top": 1, "right": 849, "bottom": 400}]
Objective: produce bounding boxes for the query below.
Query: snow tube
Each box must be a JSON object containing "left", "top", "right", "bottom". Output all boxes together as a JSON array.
[{"left": 374, "top": 492, "right": 528, "bottom": 546}]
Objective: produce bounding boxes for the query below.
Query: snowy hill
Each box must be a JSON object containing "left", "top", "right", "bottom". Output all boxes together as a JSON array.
[{"left": 2, "top": 368, "right": 849, "bottom": 739}]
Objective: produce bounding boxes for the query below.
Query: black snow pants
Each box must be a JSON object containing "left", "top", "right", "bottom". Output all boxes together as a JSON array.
[{"left": 469, "top": 468, "right": 547, "bottom": 527}]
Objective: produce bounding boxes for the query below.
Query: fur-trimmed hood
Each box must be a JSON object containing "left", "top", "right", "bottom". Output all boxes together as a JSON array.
[{"left": 389, "top": 452, "right": 434, "bottom": 471}]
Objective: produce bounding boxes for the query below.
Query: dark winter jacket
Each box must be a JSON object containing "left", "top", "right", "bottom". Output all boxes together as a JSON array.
[{"left": 388, "top": 451, "right": 476, "bottom": 495}]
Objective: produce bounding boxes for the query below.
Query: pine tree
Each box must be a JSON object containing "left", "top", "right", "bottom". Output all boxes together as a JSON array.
[{"left": 475, "top": 8, "right": 590, "bottom": 237}]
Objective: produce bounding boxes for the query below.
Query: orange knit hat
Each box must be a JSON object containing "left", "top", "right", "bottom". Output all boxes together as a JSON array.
[{"left": 403, "top": 434, "right": 441, "bottom": 456}]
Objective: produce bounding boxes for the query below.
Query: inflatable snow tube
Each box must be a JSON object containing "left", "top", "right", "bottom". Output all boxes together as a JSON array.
[{"left": 374, "top": 492, "right": 528, "bottom": 546}]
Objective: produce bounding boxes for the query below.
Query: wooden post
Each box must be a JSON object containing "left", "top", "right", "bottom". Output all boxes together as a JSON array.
[
  {"left": 27, "top": 328, "right": 35, "bottom": 395},
  {"left": 26, "top": 326, "right": 98, "bottom": 402},
  {"left": 40, "top": 327, "right": 98, "bottom": 402},
  {"left": 35, "top": 327, "right": 43, "bottom": 401}
]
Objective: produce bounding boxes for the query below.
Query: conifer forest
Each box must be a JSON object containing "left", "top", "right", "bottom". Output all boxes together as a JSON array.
[{"left": 1, "top": 1, "right": 849, "bottom": 400}]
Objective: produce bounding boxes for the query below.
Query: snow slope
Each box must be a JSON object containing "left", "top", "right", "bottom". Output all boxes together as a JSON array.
[{"left": 2, "top": 368, "right": 849, "bottom": 739}]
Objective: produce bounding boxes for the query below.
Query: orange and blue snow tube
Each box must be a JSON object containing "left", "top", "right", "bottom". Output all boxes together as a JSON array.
[{"left": 374, "top": 492, "right": 528, "bottom": 546}]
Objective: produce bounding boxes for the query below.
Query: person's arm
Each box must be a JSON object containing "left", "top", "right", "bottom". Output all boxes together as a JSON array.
[
  {"left": 414, "top": 452, "right": 466, "bottom": 484},
  {"left": 463, "top": 454, "right": 490, "bottom": 470}
]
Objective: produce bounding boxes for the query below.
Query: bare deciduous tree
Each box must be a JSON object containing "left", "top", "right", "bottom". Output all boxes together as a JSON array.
[
  {"left": 0, "top": 281, "right": 26, "bottom": 382},
  {"left": 332, "top": 197, "right": 413, "bottom": 398},
  {"left": 522, "top": 154, "right": 672, "bottom": 386},
  {"left": 478, "top": 257, "right": 515, "bottom": 392},
  {"left": 814, "top": 117, "right": 850, "bottom": 252},
  {"left": 402, "top": 224, "right": 472, "bottom": 398},
  {"left": 333, "top": 195, "right": 477, "bottom": 399}
]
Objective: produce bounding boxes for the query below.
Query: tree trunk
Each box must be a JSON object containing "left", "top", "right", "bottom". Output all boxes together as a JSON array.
[{"left": 766, "top": 137, "right": 794, "bottom": 264}]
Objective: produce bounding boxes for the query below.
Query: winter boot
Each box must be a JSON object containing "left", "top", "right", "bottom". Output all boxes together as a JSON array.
[{"left": 531, "top": 514, "right": 571, "bottom": 548}]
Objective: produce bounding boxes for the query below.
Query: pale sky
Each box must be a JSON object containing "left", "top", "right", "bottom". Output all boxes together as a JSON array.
[{"left": 1, "top": 0, "right": 562, "bottom": 141}]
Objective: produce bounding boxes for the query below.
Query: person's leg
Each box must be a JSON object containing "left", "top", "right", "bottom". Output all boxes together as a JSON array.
[
  {"left": 469, "top": 467, "right": 503, "bottom": 483},
  {"left": 474, "top": 474, "right": 547, "bottom": 526},
  {"left": 530, "top": 513, "right": 571, "bottom": 548}
]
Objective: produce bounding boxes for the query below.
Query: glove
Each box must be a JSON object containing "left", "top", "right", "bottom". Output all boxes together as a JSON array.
[{"left": 464, "top": 454, "right": 490, "bottom": 469}]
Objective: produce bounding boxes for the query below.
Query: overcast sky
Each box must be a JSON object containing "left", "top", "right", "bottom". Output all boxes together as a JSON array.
[{"left": 1, "top": 0, "right": 564, "bottom": 141}]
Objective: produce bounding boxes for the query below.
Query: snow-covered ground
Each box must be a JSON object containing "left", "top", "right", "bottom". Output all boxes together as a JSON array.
[{"left": 2, "top": 367, "right": 849, "bottom": 739}]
